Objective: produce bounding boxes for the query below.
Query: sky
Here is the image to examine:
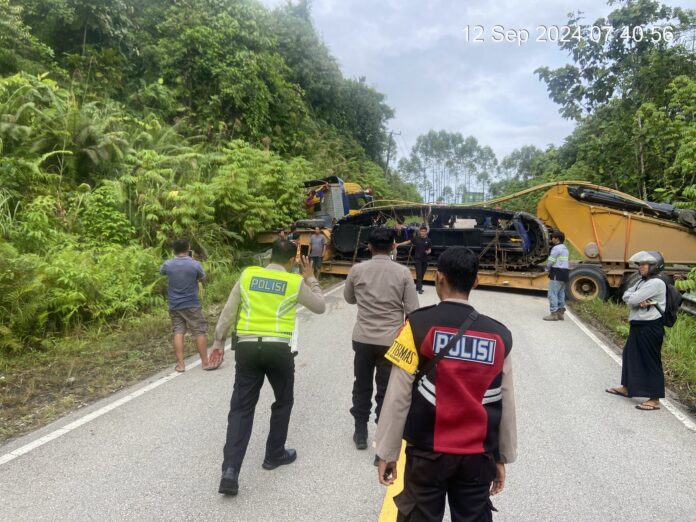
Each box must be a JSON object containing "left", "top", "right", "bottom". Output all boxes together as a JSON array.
[{"left": 259, "top": 0, "right": 626, "bottom": 163}]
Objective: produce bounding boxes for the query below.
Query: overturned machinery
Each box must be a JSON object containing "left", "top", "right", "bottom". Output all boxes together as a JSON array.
[
  {"left": 257, "top": 180, "right": 696, "bottom": 300},
  {"left": 331, "top": 205, "right": 550, "bottom": 271},
  {"left": 318, "top": 181, "right": 696, "bottom": 300}
]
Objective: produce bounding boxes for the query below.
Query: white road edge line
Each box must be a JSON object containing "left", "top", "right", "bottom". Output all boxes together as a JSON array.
[
  {"left": 0, "top": 281, "right": 347, "bottom": 467},
  {"left": 566, "top": 309, "right": 696, "bottom": 432}
]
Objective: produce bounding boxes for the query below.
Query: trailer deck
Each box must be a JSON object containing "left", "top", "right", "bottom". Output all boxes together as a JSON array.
[{"left": 320, "top": 260, "right": 550, "bottom": 292}]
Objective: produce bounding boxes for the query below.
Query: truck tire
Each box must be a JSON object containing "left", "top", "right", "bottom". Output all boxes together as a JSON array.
[
  {"left": 620, "top": 271, "right": 642, "bottom": 295},
  {"left": 567, "top": 266, "right": 609, "bottom": 301},
  {"left": 294, "top": 218, "right": 328, "bottom": 229}
]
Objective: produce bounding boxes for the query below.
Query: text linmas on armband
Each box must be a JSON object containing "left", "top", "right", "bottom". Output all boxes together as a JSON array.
[{"left": 385, "top": 322, "right": 418, "bottom": 374}]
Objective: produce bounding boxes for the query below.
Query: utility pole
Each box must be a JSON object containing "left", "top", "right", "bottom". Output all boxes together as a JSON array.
[{"left": 385, "top": 130, "right": 401, "bottom": 176}]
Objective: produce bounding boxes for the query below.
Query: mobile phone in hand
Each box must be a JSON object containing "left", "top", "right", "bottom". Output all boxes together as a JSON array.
[
  {"left": 188, "top": 250, "right": 193, "bottom": 257},
  {"left": 383, "top": 466, "right": 394, "bottom": 482}
]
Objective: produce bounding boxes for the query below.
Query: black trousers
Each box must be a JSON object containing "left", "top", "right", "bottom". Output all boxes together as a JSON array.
[
  {"left": 221, "top": 342, "right": 294, "bottom": 473},
  {"left": 415, "top": 260, "right": 428, "bottom": 291},
  {"left": 350, "top": 341, "right": 391, "bottom": 426},
  {"left": 395, "top": 447, "right": 497, "bottom": 522}
]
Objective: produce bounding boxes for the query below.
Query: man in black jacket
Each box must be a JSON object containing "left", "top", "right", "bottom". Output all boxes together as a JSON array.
[
  {"left": 376, "top": 248, "right": 517, "bottom": 521},
  {"left": 411, "top": 226, "right": 432, "bottom": 294}
]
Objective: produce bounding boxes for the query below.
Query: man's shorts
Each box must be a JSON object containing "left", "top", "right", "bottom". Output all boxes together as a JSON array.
[
  {"left": 311, "top": 256, "right": 323, "bottom": 269},
  {"left": 169, "top": 307, "right": 207, "bottom": 336}
]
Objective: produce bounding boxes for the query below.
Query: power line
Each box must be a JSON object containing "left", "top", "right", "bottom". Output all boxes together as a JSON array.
[
  {"left": 397, "top": 135, "right": 410, "bottom": 160},
  {"left": 385, "top": 130, "right": 401, "bottom": 174}
]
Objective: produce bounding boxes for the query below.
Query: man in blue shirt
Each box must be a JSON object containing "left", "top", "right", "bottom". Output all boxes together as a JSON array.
[
  {"left": 544, "top": 231, "right": 570, "bottom": 321},
  {"left": 160, "top": 239, "right": 216, "bottom": 371}
]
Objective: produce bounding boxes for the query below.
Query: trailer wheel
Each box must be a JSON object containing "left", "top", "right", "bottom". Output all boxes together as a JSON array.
[
  {"left": 567, "top": 267, "right": 609, "bottom": 301},
  {"left": 295, "top": 218, "right": 328, "bottom": 229},
  {"left": 620, "top": 271, "right": 642, "bottom": 295}
]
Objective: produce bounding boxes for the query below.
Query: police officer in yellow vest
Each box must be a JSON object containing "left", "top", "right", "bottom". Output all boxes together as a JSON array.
[{"left": 212, "top": 239, "right": 326, "bottom": 496}]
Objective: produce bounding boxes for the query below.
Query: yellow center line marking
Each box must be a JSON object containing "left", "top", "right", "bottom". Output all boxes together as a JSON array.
[{"left": 377, "top": 440, "right": 407, "bottom": 522}]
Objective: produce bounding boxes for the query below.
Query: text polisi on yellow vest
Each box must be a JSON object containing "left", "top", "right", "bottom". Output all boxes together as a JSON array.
[{"left": 236, "top": 266, "right": 303, "bottom": 339}]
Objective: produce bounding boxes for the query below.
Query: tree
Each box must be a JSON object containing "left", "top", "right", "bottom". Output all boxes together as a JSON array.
[
  {"left": 536, "top": 0, "right": 696, "bottom": 119},
  {"left": 336, "top": 77, "right": 395, "bottom": 165},
  {"left": 269, "top": 1, "right": 343, "bottom": 125},
  {"left": 397, "top": 130, "right": 498, "bottom": 202},
  {"left": 0, "top": 0, "right": 53, "bottom": 74},
  {"left": 16, "top": 0, "right": 136, "bottom": 58},
  {"left": 148, "top": 0, "right": 307, "bottom": 148}
]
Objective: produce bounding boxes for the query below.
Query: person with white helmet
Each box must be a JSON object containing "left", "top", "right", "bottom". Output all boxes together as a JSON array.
[{"left": 606, "top": 251, "right": 667, "bottom": 411}]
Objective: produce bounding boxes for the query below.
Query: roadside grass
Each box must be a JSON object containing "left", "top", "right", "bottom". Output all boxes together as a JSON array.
[
  {"left": 0, "top": 269, "right": 344, "bottom": 444},
  {"left": 0, "top": 269, "right": 239, "bottom": 444},
  {"left": 571, "top": 299, "right": 630, "bottom": 346},
  {"left": 662, "top": 316, "right": 696, "bottom": 410},
  {"left": 571, "top": 299, "right": 696, "bottom": 412}
]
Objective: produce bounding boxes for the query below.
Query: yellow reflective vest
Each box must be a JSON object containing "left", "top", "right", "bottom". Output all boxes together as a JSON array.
[{"left": 236, "top": 266, "right": 303, "bottom": 339}]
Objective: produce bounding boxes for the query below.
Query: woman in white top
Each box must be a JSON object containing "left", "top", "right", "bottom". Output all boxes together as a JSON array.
[{"left": 606, "top": 251, "right": 667, "bottom": 411}]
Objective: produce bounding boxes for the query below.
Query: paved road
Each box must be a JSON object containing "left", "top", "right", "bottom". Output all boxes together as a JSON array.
[{"left": 1, "top": 284, "right": 695, "bottom": 521}]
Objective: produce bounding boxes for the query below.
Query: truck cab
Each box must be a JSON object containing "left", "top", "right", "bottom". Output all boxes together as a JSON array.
[
  {"left": 344, "top": 182, "right": 374, "bottom": 215},
  {"left": 300, "top": 176, "right": 372, "bottom": 227}
]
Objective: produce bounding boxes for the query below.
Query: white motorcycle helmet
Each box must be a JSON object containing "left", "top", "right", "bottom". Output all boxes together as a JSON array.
[{"left": 628, "top": 250, "right": 665, "bottom": 276}]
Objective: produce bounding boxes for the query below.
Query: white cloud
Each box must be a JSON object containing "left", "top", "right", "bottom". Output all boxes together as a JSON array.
[{"left": 260, "top": 0, "right": 618, "bottom": 161}]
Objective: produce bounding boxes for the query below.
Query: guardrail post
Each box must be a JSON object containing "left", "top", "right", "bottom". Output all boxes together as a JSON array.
[{"left": 681, "top": 293, "right": 696, "bottom": 317}]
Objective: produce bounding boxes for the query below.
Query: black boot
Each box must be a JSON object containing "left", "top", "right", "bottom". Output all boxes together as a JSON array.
[
  {"left": 353, "top": 424, "right": 368, "bottom": 450},
  {"left": 219, "top": 467, "right": 239, "bottom": 496},
  {"left": 262, "top": 448, "right": 297, "bottom": 470}
]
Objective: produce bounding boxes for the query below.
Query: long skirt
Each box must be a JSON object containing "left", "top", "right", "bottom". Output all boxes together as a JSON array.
[{"left": 621, "top": 318, "right": 665, "bottom": 398}]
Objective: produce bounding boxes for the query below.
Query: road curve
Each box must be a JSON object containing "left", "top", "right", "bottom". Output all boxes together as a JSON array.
[{"left": 1, "top": 284, "right": 695, "bottom": 521}]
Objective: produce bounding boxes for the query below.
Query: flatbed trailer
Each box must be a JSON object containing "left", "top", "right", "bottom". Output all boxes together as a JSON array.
[
  {"left": 255, "top": 181, "right": 696, "bottom": 301},
  {"left": 320, "top": 259, "right": 550, "bottom": 291}
]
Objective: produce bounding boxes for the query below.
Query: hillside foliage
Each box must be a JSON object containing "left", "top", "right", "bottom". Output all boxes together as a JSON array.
[{"left": 0, "top": 0, "right": 419, "bottom": 352}]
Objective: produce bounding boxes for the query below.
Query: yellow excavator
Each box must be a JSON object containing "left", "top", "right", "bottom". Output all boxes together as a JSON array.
[
  {"left": 535, "top": 182, "right": 695, "bottom": 299},
  {"left": 316, "top": 181, "right": 696, "bottom": 301}
]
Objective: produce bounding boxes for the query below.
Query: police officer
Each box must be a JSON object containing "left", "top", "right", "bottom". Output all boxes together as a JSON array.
[
  {"left": 212, "top": 239, "right": 326, "bottom": 496},
  {"left": 375, "top": 247, "right": 517, "bottom": 521}
]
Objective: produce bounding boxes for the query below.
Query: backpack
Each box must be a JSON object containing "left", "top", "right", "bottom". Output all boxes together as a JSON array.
[{"left": 656, "top": 275, "right": 683, "bottom": 328}]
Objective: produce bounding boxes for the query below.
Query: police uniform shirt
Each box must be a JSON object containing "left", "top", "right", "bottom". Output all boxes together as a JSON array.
[
  {"left": 344, "top": 254, "right": 420, "bottom": 346},
  {"left": 375, "top": 299, "right": 517, "bottom": 464},
  {"left": 212, "top": 264, "right": 325, "bottom": 348}
]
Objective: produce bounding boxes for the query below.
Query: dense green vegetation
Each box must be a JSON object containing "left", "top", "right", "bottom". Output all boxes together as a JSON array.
[
  {"left": 1, "top": 0, "right": 695, "bottom": 438},
  {"left": 0, "top": 0, "right": 420, "bottom": 352},
  {"left": 1, "top": 0, "right": 694, "bottom": 355}
]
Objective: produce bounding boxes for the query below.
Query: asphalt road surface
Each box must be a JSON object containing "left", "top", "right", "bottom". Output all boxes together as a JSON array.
[{"left": 1, "top": 284, "right": 695, "bottom": 521}]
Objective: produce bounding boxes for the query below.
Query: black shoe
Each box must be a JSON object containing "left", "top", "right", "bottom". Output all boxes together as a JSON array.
[
  {"left": 373, "top": 455, "right": 380, "bottom": 467},
  {"left": 262, "top": 448, "right": 297, "bottom": 470},
  {"left": 418, "top": 289, "right": 424, "bottom": 294},
  {"left": 218, "top": 467, "right": 239, "bottom": 496},
  {"left": 353, "top": 426, "right": 368, "bottom": 450}
]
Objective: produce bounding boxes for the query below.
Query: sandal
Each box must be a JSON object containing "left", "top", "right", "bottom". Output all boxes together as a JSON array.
[
  {"left": 636, "top": 403, "right": 660, "bottom": 411},
  {"left": 174, "top": 366, "right": 185, "bottom": 373},
  {"left": 605, "top": 387, "right": 628, "bottom": 397}
]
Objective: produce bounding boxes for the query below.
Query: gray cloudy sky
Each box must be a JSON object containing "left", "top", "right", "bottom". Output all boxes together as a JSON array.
[{"left": 261, "top": 0, "right": 622, "bottom": 162}]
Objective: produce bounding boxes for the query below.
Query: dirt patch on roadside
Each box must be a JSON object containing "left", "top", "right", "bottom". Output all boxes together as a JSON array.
[{"left": 0, "top": 303, "right": 224, "bottom": 444}]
